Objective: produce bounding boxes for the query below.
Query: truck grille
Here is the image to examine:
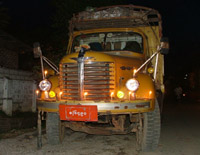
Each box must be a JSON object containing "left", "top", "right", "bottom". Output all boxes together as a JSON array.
[{"left": 60, "top": 62, "right": 115, "bottom": 101}]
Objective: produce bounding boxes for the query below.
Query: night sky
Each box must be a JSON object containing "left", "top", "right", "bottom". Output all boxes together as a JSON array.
[{"left": 1, "top": 0, "right": 200, "bottom": 78}]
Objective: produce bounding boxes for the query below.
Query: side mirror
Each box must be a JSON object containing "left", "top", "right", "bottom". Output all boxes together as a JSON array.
[
  {"left": 160, "top": 37, "right": 169, "bottom": 55},
  {"left": 33, "top": 42, "right": 42, "bottom": 58}
]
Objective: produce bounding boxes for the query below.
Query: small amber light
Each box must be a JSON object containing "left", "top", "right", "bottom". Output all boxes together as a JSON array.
[
  {"left": 35, "top": 90, "right": 39, "bottom": 98},
  {"left": 84, "top": 92, "right": 88, "bottom": 99},
  {"left": 35, "top": 90, "right": 39, "bottom": 94},
  {"left": 133, "top": 69, "right": 137, "bottom": 76},
  {"left": 117, "top": 91, "right": 124, "bottom": 99},
  {"left": 110, "top": 92, "right": 114, "bottom": 100},
  {"left": 59, "top": 91, "right": 63, "bottom": 97},
  {"left": 148, "top": 67, "right": 154, "bottom": 74},
  {"left": 129, "top": 91, "right": 132, "bottom": 100},
  {"left": 49, "top": 91, "right": 56, "bottom": 98},
  {"left": 44, "top": 70, "right": 48, "bottom": 77},
  {"left": 44, "top": 91, "right": 48, "bottom": 98},
  {"left": 149, "top": 91, "right": 152, "bottom": 98}
]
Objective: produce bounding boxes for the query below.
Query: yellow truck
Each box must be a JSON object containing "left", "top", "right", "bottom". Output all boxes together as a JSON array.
[{"left": 34, "top": 5, "right": 169, "bottom": 151}]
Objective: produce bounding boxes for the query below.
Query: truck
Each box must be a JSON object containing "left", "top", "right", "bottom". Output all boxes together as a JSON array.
[{"left": 34, "top": 5, "right": 169, "bottom": 151}]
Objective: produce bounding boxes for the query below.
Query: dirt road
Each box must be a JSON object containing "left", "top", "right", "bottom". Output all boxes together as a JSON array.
[{"left": 0, "top": 99, "right": 200, "bottom": 155}]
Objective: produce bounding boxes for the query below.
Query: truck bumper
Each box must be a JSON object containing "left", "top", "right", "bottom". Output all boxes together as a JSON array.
[{"left": 37, "top": 99, "right": 155, "bottom": 114}]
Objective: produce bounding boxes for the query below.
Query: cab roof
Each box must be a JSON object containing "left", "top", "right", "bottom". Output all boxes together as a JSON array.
[{"left": 69, "top": 5, "right": 162, "bottom": 33}]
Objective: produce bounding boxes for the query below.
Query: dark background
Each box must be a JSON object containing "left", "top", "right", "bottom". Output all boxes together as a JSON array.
[{"left": 1, "top": 0, "right": 200, "bottom": 91}]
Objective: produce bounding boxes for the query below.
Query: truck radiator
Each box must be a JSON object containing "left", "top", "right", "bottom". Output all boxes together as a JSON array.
[{"left": 60, "top": 62, "right": 115, "bottom": 100}]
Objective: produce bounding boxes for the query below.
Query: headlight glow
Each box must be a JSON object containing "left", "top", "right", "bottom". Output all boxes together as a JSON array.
[
  {"left": 117, "top": 91, "right": 124, "bottom": 99},
  {"left": 126, "top": 78, "right": 139, "bottom": 91},
  {"left": 49, "top": 91, "right": 56, "bottom": 98},
  {"left": 39, "top": 79, "right": 51, "bottom": 91}
]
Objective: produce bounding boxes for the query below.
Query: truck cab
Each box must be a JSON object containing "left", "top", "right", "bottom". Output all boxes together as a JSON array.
[{"left": 36, "top": 5, "right": 168, "bottom": 151}]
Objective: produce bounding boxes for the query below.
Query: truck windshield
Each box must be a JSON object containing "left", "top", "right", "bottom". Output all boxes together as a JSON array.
[{"left": 72, "top": 32, "right": 143, "bottom": 53}]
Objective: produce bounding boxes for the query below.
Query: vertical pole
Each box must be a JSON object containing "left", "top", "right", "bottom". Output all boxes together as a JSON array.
[
  {"left": 154, "top": 53, "right": 159, "bottom": 80},
  {"left": 37, "top": 110, "right": 42, "bottom": 149},
  {"left": 40, "top": 55, "right": 45, "bottom": 80},
  {"left": 2, "top": 77, "right": 12, "bottom": 116},
  {"left": 32, "top": 81, "right": 37, "bottom": 112},
  {"left": 78, "top": 57, "right": 84, "bottom": 100}
]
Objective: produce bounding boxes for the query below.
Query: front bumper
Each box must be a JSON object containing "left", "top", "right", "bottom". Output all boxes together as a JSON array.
[{"left": 37, "top": 99, "right": 155, "bottom": 114}]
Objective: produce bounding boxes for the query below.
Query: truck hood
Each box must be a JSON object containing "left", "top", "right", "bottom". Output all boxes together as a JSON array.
[{"left": 60, "top": 51, "right": 143, "bottom": 67}]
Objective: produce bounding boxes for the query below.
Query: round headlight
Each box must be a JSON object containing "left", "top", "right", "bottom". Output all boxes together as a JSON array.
[
  {"left": 126, "top": 78, "right": 139, "bottom": 91},
  {"left": 39, "top": 79, "right": 51, "bottom": 91}
]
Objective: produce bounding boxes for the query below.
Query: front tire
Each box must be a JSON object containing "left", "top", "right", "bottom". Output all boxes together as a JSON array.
[
  {"left": 136, "top": 100, "right": 161, "bottom": 151},
  {"left": 46, "top": 112, "right": 65, "bottom": 145}
]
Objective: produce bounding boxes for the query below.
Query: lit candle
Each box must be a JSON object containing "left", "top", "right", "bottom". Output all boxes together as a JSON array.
[
  {"left": 36, "top": 90, "right": 39, "bottom": 98},
  {"left": 84, "top": 92, "right": 88, "bottom": 100},
  {"left": 129, "top": 91, "right": 132, "bottom": 101},
  {"left": 149, "top": 91, "right": 152, "bottom": 98},
  {"left": 110, "top": 92, "right": 114, "bottom": 101},
  {"left": 44, "top": 70, "right": 48, "bottom": 78},
  {"left": 59, "top": 91, "right": 63, "bottom": 100},
  {"left": 133, "top": 69, "right": 137, "bottom": 76}
]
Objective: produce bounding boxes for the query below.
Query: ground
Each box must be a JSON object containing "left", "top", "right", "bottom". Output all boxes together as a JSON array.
[{"left": 0, "top": 98, "right": 200, "bottom": 155}]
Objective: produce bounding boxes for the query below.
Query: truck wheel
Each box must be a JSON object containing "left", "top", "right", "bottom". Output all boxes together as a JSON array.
[
  {"left": 136, "top": 100, "right": 161, "bottom": 151},
  {"left": 46, "top": 112, "right": 65, "bottom": 145}
]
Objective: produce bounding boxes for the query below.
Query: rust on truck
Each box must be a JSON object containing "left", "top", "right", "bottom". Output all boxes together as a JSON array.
[{"left": 34, "top": 5, "right": 169, "bottom": 151}]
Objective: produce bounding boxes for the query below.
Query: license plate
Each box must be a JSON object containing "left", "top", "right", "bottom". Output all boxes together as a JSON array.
[{"left": 59, "top": 105, "right": 98, "bottom": 122}]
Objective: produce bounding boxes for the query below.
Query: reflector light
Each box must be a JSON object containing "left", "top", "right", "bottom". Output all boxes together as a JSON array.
[{"left": 147, "top": 67, "right": 154, "bottom": 74}]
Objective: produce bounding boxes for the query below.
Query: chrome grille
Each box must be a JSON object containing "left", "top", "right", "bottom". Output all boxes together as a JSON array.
[{"left": 60, "top": 62, "right": 115, "bottom": 100}]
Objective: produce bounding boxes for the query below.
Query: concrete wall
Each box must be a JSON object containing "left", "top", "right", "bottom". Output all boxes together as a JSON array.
[{"left": 0, "top": 67, "right": 36, "bottom": 116}]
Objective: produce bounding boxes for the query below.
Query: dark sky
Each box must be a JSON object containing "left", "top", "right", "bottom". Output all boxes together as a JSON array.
[
  {"left": 1, "top": 0, "right": 200, "bottom": 76},
  {"left": 2, "top": 0, "right": 199, "bottom": 40}
]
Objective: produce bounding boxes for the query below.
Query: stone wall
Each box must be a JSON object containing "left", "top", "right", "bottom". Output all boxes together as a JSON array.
[{"left": 0, "top": 68, "right": 36, "bottom": 116}]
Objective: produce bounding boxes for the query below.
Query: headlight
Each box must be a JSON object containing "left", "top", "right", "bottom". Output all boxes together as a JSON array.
[
  {"left": 126, "top": 78, "right": 139, "bottom": 91},
  {"left": 49, "top": 91, "right": 56, "bottom": 98},
  {"left": 39, "top": 79, "right": 51, "bottom": 91},
  {"left": 117, "top": 91, "right": 124, "bottom": 99}
]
